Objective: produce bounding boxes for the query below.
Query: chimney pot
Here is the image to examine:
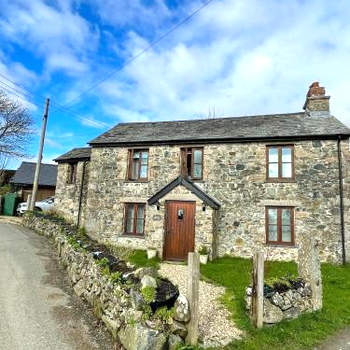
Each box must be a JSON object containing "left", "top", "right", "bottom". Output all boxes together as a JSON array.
[{"left": 303, "top": 82, "right": 330, "bottom": 116}]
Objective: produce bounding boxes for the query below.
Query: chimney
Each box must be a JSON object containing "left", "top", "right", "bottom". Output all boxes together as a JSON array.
[{"left": 303, "top": 82, "right": 330, "bottom": 117}]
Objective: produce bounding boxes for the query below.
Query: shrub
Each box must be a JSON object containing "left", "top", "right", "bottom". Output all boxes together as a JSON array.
[
  {"left": 154, "top": 306, "right": 175, "bottom": 323},
  {"left": 198, "top": 245, "right": 209, "bottom": 255},
  {"left": 109, "top": 271, "right": 121, "bottom": 283},
  {"left": 96, "top": 257, "right": 109, "bottom": 268},
  {"left": 141, "top": 286, "right": 156, "bottom": 304}
]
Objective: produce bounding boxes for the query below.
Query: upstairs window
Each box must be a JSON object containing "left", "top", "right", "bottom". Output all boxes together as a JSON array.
[
  {"left": 266, "top": 145, "right": 294, "bottom": 181},
  {"left": 67, "top": 162, "right": 77, "bottom": 184},
  {"left": 128, "top": 149, "right": 149, "bottom": 181},
  {"left": 266, "top": 207, "right": 294, "bottom": 245},
  {"left": 124, "top": 203, "right": 145, "bottom": 235},
  {"left": 181, "top": 147, "right": 203, "bottom": 180}
]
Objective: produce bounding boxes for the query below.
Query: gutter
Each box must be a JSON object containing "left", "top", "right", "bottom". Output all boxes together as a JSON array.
[
  {"left": 337, "top": 136, "right": 346, "bottom": 264},
  {"left": 77, "top": 161, "right": 87, "bottom": 227},
  {"left": 88, "top": 133, "right": 350, "bottom": 148}
]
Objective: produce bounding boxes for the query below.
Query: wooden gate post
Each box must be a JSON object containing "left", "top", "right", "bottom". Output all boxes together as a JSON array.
[
  {"left": 186, "top": 252, "right": 200, "bottom": 346},
  {"left": 251, "top": 251, "right": 264, "bottom": 328}
]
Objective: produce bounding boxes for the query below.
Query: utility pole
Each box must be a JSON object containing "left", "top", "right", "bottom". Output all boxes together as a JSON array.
[{"left": 29, "top": 98, "right": 50, "bottom": 211}]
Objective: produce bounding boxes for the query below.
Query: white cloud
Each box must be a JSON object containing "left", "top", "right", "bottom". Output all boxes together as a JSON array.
[
  {"left": 79, "top": 116, "right": 110, "bottom": 129},
  {"left": 0, "top": 51, "right": 39, "bottom": 111},
  {"left": 0, "top": 0, "right": 98, "bottom": 76},
  {"left": 96, "top": 0, "right": 350, "bottom": 127}
]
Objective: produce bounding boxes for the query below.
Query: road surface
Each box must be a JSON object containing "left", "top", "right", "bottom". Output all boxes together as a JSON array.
[{"left": 0, "top": 222, "right": 114, "bottom": 350}]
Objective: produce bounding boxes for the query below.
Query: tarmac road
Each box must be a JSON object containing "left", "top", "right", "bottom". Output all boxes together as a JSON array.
[{"left": 0, "top": 222, "right": 114, "bottom": 350}]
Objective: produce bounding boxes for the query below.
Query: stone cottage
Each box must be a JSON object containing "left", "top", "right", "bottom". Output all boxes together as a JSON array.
[{"left": 54, "top": 83, "right": 350, "bottom": 263}]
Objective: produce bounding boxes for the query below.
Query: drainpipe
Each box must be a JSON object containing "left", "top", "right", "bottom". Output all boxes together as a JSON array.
[
  {"left": 77, "top": 161, "right": 87, "bottom": 228},
  {"left": 337, "top": 136, "right": 346, "bottom": 265}
]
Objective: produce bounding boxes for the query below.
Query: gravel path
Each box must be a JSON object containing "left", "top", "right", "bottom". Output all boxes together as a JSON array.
[{"left": 159, "top": 263, "right": 242, "bottom": 348}]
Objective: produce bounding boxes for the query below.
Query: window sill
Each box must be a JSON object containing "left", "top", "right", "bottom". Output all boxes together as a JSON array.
[
  {"left": 265, "top": 243, "right": 297, "bottom": 248},
  {"left": 124, "top": 180, "right": 149, "bottom": 183},
  {"left": 265, "top": 179, "right": 296, "bottom": 184},
  {"left": 121, "top": 234, "right": 145, "bottom": 239}
]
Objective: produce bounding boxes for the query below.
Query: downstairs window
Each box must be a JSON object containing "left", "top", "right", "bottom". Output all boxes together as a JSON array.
[
  {"left": 124, "top": 203, "right": 145, "bottom": 236},
  {"left": 266, "top": 207, "right": 294, "bottom": 245}
]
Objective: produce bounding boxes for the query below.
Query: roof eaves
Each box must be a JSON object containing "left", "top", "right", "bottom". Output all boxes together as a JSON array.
[{"left": 89, "top": 133, "right": 350, "bottom": 148}]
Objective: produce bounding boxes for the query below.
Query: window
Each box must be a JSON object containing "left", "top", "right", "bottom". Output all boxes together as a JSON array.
[
  {"left": 128, "top": 149, "right": 149, "bottom": 180},
  {"left": 266, "top": 145, "right": 294, "bottom": 181},
  {"left": 67, "top": 162, "right": 77, "bottom": 184},
  {"left": 181, "top": 147, "right": 203, "bottom": 180},
  {"left": 266, "top": 207, "right": 294, "bottom": 245},
  {"left": 124, "top": 203, "right": 145, "bottom": 235}
]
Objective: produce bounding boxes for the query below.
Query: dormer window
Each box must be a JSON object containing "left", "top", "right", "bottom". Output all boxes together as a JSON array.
[{"left": 181, "top": 147, "right": 203, "bottom": 180}]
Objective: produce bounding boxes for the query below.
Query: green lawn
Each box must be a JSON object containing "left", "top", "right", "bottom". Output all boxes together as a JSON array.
[
  {"left": 200, "top": 257, "right": 350, "bottom": 350},
  {"left": 128, "top": 249, "right": 161, "bottom": 269}
]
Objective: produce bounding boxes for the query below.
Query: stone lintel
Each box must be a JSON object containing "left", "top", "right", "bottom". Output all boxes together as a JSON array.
[
  {"left": 120, "top": 197, "right": 148, "bottom": 203},
  {"left": 261, "top": 200, "right": 300, "bottom": 207}
]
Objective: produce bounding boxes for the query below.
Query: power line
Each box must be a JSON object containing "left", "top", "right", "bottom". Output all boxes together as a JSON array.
[
  {"left": 0, "top": 0, "right": 216, "bottom": 123},
  {"left": 62, "top": 0, "right": 215, "bottom": 108},
  {"left": 0, "top": 77, "right": 85, "bottom": 121}
]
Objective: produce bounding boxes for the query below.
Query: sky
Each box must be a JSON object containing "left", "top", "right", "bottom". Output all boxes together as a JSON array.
[{"left": 0, "top": 0, "right": 350, "bottom": 169}]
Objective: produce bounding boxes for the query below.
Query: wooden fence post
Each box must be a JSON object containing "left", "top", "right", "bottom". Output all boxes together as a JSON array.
[
  {"left": 251, "top": 251, "right": 264, "bottom": 328},
  {"left": 186, "top": 252, "right": 200, "bottom": 346}
]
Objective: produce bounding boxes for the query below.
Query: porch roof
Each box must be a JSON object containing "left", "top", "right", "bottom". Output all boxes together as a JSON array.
[{"left": 148, "top": 176, "right": 221, "bottom": 210}]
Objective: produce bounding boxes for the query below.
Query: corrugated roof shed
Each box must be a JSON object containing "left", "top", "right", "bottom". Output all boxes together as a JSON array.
[
  {"left": 10, "top": 162, "right": 57, "bottom": 187},
  {"left": 89, "top": 113, "right": 350, "bottom": 146}
]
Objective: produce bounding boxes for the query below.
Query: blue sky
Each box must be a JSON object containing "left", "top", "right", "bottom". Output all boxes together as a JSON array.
[{"left": 0, "top": 0, "right": 350, "bottom": 169}]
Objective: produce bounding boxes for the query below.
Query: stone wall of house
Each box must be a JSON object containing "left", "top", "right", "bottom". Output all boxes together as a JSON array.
[
  {"left": 342, "top": 139, "right": 350, "bottom": 262},
  {"left": 55, "top": 161, "right": 90, "bottom": 225},
  {"left": 56, "top": 137, "right": 350, "bottom": 263},
  {"left": 84, "top": 152, "right": 215, "bottom": 259}
]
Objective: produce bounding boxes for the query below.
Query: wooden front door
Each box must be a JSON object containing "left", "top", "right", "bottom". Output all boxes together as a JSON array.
[{"left": 164, "top": 201, "right": 196, "bottom": 261}]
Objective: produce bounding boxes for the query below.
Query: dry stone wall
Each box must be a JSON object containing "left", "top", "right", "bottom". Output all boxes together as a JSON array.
[{"left": 23, "top": 214, "right": 191, "bottom": 350}]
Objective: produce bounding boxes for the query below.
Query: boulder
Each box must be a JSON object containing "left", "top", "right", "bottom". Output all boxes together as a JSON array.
[
  {"left": 141, "top": 275, "right": 157, "bottom": 289},
  {"left": 173, "top": 294, "right": 190, "bottom": 323},
  {"left": 270, "top": 292, "right": 284, "bottom": 308},
  {"left": 118, "top": 324, "right": 167, "bottom": 350},
  {"left": 101, "top": 315, "right": 121, "bottom": 339},
  {"left": 284, "top": 306, "right": 300, "bottom": 320},
  {"left": 171, "top": 320, "right": 188, "bottom": 339},
  {"left": 73, "top": 279, "right": 86, "bottom": 297},
  {"left": 130, "top": 288, "right": 146, "bottom": 310},
  {"left": 135, "top": 267, "right": 158, "bottom": 279},
  {"left": 263, "top": 299, "right": 283, "bottom": 324},
  {"left": 168, "top": 334, "right": 184, "bottom": 350}
]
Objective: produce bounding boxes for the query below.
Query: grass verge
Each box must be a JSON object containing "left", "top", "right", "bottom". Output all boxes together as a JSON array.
[
  {"left": 200, "top": 257, "right": 350, "bottom": 350},
  {"left": 128, "top": 249, "right": 161, "bottom": 269}
]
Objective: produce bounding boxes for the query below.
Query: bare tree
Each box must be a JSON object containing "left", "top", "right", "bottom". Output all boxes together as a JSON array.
[{"left": 0, "top": 90, "right": 33, "bottom": 160}]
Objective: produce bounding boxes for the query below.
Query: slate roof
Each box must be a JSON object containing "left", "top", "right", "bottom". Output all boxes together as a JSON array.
[
  {"left": 148, "top": 176, "right": 221, "bottom": 209},
  {"left": 89, "top": 113, "right": 350, "bottom": 146},
  {"left": 10, "top": 162, "right": 57, "bottom": 187},
  {"left": 54, "top": 147, "right": 91, "bottom": 163}
]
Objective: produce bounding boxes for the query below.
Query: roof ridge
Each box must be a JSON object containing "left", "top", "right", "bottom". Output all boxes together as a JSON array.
[
  {"left": 116, "top": 111, "right": 305, "bottom": 126},
  {"left": 21, "top": 161, "right": 57, "bottom": 167}
]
